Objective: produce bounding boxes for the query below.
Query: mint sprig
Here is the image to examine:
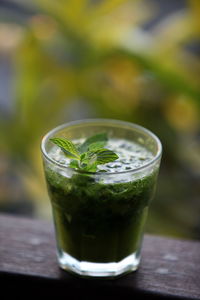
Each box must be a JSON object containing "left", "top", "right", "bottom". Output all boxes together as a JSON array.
[{"left": 50, "top": 132, "right": 119, "bottom": 172}]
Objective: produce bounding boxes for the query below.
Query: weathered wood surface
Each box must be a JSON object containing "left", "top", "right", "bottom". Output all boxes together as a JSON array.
[{"left": 0, "top": 213, "right": 199, "bottom": 299}]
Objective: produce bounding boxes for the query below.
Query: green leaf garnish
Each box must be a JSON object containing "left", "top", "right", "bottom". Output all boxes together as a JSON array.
[
  {"left": 82, "top": 149, "right": 118, "bottom": 165},
  {"left": 88, "top": 141, "right": 106, "bottom": 151},
  {"left": 69, "top": 160, "right": 80, "bottom": 169},
  {"left": 50, "top": 132, "right": 119, "bottom": 172},
  {"left": 78, "top": 132, "right": 108, "bottom": 153},
  {"left": 81, "top": 148, "right": 119, "bottom": 172},
  {"left": 50, "top": 138, "right": 80, "bottom": 160}
]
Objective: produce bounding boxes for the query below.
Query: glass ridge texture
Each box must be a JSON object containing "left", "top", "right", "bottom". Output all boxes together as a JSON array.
[{"left": 41, "top": 119, "right": 162, "bottom": 278}]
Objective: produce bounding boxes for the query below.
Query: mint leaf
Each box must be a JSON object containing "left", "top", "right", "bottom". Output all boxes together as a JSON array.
[
  {"left": 81, "top": 148, "right": 118, "bottom": 171},
  {"left": 69, "top": 160, "right": 80, "bottom": 169},
  {"left": 50, "top": 138, "right": 80, "bottom": 160},
  {"left": 82, "top": 163, "right": 98, "bottom": 172},
  {"left": 80, "top": 153, "right": 86, "bottom": 161},
  {"left": 89, "top": 148, "right": 119, "bottom": 165},
  {"left": 78, "top": 132, "right": 108, "bottom": 153},
  {"left": 88, "top": 141, "right": 106, "bottom": 151}
]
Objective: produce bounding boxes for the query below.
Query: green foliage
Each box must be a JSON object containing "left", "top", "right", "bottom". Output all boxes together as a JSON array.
[
  {"left": 50, "top": 138, "right": 80, "bottom": 160},
  {"left": 51, "top": 133, "right": 118, "bottom": 172},
  {"left": 78, "top": 132, "right": 108, "bottom": 153}
]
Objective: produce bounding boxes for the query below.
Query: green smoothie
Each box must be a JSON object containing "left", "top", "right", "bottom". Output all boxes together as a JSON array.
[{"left": 44, "top": 138, "right": 158, "bottom": 263}]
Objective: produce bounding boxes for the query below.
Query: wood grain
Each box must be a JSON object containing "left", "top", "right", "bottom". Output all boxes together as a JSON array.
[{"left": 0, "top": 213, "right": 199, "bottom": 299}]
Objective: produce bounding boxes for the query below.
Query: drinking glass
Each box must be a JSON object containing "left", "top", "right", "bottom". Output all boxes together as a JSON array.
[{"left": 41, "top": 119, "right": 162, "bottom": 278}]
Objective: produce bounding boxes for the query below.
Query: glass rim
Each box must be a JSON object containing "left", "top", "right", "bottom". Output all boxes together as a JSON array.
[{"left": 41, "top": 118, "right": 162, "bottom": 176}]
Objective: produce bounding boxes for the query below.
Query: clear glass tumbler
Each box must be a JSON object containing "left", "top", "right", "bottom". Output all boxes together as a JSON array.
[{"left": 41, "top": 119, "right": 162, "bottom": 278}]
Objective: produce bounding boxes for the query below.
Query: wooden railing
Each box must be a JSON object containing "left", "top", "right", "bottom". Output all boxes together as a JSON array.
[{"left": 0, "top": 213, "right": 199, "bottom": 299}]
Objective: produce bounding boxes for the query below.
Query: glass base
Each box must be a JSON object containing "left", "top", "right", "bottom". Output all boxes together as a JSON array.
[{"left": 58, "top": 250, "right": 140, "bottom": 278}]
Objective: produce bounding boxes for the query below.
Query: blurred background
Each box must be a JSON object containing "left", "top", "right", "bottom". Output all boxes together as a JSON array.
[{"left": 0, "top": 0, "right": 200, "bottom": 240}]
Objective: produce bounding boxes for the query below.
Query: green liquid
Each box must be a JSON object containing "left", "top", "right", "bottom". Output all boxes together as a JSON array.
[{"left": 45, "top": 167, "right": 158, "bottom": 263}]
